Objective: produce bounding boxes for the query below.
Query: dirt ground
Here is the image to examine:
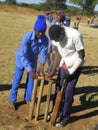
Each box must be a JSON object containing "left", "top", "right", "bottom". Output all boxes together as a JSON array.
[{"left": 0, "top": 72, "right": 98, "bottom": 130}]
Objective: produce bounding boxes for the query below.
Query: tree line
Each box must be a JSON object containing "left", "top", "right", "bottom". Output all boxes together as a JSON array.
[{"left": 3, "top": 0, "right": 98, "bottom": 16}]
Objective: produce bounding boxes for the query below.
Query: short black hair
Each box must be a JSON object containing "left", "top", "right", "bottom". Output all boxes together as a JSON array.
[{"left": 49, "top": 25, "right": 63, "bottom": 41}]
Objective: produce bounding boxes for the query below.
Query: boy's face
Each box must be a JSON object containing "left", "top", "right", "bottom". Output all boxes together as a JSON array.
[{"left": 35, "top": 30, "right": 45, "bottom": 39}]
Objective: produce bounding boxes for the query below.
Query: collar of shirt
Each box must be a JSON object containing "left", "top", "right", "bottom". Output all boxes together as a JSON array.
[{"left": 30, "top": 31, "right": 42, "bottom": 43}]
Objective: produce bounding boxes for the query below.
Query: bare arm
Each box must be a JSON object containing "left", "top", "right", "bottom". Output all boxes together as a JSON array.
[
  {"left": 45, "top": 10, "right": 61, "bottom": 16},
  {"left": 45, "top": 11, "right": 57, "bottom": 16},
  {"left": 78, "top": 49, "right": 85, "bottom": 59},
  {"left": 45, "top": 46, "right": 61, "bottom": 79}
]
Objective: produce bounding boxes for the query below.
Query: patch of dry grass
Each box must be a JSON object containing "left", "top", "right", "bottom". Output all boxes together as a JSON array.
[
  {"left": 0, "top": 3, "right": 40, "bottom": 15},
  {"left": 72, "top": 22, "right": 98, "bottom": 106},
  {"left": 0, "top": 5, "right": 38, "bottom": 84}
]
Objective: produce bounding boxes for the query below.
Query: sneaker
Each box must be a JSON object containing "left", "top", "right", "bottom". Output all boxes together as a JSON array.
[
  {"left": 9, "top": 102, "right": 15, "bottom": 111},
  {"left": 47, "top": 112, "right": 52, "bottom": 120},
  {"left": 56, "top": 120, "right": 68, "bottom": 127}
]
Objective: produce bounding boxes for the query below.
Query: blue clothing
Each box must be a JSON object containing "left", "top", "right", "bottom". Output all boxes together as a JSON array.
[
  {"left": 16, "top": 31, "right": 49, "bottom": 72},
  {"left": 9, "top": 66, "right": 34, "bottom": 102},
  {"left": 47, "top": 14, "right": 56, "bottom": 25},
  {"left": 47, "top": 13, "right": 66, "bottom": 26},
  {"left": 9, "top": 31, "right": 49, "bottom": 102},
  {"left": 34, "top": 15, "right": 47, "bottom": 32},
  {"left": 65, "top": 16, "right": 71, "bottom": 27}
]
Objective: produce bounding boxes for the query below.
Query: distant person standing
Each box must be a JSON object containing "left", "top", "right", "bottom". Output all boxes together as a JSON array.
[
  {"left": 87, "top": 17, "right": 91, "bottom": 25},
  {"left": 73, "top": 17, "right": 81, "bottom": 30},
  {"left": 9, "top": 15, "right": 49, "bottom": 110}
]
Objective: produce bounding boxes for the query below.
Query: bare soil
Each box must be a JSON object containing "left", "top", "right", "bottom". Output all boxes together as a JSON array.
[{"left": 0, "top": 74, "right": 98, "bottom": 130}]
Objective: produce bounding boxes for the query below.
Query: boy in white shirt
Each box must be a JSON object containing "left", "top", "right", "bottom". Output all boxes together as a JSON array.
[{"left": 46, "top": 25, "right": 85, "bottom": 127}]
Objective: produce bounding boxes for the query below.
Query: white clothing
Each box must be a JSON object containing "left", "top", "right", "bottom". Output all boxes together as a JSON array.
[{"left": 52, "top": 26, "right": 84, "bottom": 68}]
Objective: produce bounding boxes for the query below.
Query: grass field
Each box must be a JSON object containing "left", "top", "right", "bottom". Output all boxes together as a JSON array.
[
  {"left": 0, "top": 7, "right": 37, "bottom": 84},
  {"left": 0, "top": 7, "right": 98, "bottom": 86},
  {"left": 0, "top": 3, "right": 98, "bottom": 130}
]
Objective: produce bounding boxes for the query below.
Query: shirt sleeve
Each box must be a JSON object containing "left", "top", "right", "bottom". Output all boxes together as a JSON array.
[
  {"left": 52, "top": 40, "right": 59, "bottom": 47},
  {"left": 39, "top": 37, "right": 49, "bottom": 64},
  {"left": 73, "top": 32, "right": 84, "bottom": 51}
]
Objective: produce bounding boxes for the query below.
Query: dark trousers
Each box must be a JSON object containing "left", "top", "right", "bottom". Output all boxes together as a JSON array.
[{"left": 53, "top": 67, "right": 82, "bottom": 121}]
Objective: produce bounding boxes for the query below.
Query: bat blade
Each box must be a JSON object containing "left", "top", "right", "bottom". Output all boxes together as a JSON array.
[{"left": 50, "top": 86, "right": 64, "bottom": 125}]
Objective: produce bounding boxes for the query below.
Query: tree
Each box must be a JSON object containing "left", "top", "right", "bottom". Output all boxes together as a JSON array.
[
  {"left": 39, "top": 0, "right": 67, "bottom": 11},
  {"left": 69, "top": 0, "right": 98, "bottom": 15},
  {"left": 55, "top": 0, "right": 67, "bottom": 8},
  {"left": 82, "top": 0, "right": 97, "bottom": 15},
  {"left": 5, "top": 0, "right": 16, "bottom": 5}
]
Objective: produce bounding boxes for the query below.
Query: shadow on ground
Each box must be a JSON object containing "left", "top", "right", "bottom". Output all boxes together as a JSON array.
[
  {"left": 69, "top": 85, "right": 98, "bottom": 123},
  {"left": 0, "top": 65, "right": 98, "bottom": 123}
]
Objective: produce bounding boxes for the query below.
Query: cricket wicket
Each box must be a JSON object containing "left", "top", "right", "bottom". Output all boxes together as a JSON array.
[{"left": 29, "top": 77, "right": 54, "bottom": 121}]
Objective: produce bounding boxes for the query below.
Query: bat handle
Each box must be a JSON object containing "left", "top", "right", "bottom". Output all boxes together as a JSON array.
[{"left": 61, "top": 79, "right": 66, "bottom": 92}]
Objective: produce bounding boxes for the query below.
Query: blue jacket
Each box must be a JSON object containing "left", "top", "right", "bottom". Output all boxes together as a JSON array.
[
  {"left": 16, "top": 31, "right": 49, "bottom": 72},
  {"left": 65, "top": 16, "right": 71, "bottom": 27}
]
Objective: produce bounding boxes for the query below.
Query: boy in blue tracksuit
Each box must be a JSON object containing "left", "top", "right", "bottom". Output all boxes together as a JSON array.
[{"left": 9, "top": 15, "right": 49, "bottom": 110}]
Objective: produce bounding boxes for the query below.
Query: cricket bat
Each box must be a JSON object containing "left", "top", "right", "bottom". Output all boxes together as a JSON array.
[{"left": 50, "top": 83, "right": 64, "bottom": 126}]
